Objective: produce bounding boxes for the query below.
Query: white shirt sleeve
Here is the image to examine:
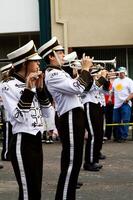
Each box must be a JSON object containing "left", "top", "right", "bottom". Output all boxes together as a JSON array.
[{"left": 45, "top": 69, "right": 85, "bottom": 95}]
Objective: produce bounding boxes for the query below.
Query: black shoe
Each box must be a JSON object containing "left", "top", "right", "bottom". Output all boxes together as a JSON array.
[
  {"left": 99, "top": 153, "right": 106, "bottom": 160},
  {"left": 83, "top": 163, "right": 100, "bottom": 171},
  {"left": 77, "top": 182, "right": 83, "bottom": 187},
  {"left": 0, "top": 163, "right": 3, "bottom": 169},
  {"left": 76, "top": 182, "right": 83, "bottom": 189},
  {"left": 95, "top": 163, "right": 103, "bottom": 169}
]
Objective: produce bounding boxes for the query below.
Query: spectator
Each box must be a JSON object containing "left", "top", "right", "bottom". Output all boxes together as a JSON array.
[
  {"left": 42, "top": 105, "right": 56, "bottom": 144},
  {"left": 109, "top": 67, "right": 133, "bottom": 142},
  {"left": 104, "top": 68, "right": 116, "bottom": 140}
]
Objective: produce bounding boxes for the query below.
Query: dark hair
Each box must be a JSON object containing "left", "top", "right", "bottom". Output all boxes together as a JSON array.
[
  {"left": 1, "top": 64, "right": 23, "bottom": 80},
  {"left": 8, "top": 68, "right": 15, "bottom": 77},
  {"left": 44, "top": 52, "right": 55, "bottom": 64},
  {"left": 9, "top": 61, "right": 28, "bottom": 77},
  {"left": 1, "top": 67, "right": 15, "bottom": 81}
]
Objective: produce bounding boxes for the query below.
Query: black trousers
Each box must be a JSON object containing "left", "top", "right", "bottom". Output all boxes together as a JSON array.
[
  {"left": 10, "top": 132, "right": 43, "bottom": 200},
  {"left": 1, "top": 121, "right": 12, "bottom": 161},
  {"left": 55, "top": 107, "right": 85, "bottom": 200},
  {"left": 84, "top": 102, "right": 104, "bottom": 164}
]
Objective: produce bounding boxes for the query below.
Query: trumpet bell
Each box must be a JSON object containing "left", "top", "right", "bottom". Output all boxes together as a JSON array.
[
  {"left": 63, "top": 51, "right": 81, "bottom": 69},
  {"left": 70, "top": 60, "right": 81, "bottom": 69},
  {"left": 92, "top": 57, "right": 117, "bottom": 68},
  {"left": 64, "top": 51, "right": 78, "bottom": 63}
]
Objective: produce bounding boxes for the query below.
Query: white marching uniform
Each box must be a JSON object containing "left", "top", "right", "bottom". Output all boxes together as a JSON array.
[
  {"left": 45, "top": 67, "right": 86, "bottom": 116},
  {"left": 0, "top": 73, "right": 53, "bottom": 200},
  {"left": 45, "top": 66, "right": 93, "bottom": 200},
  {"left": 1, "top": 77, "right": 52, "bottom": 135},
  {"left": 81, "top": 77, "right": 109, "bottom": 166}
]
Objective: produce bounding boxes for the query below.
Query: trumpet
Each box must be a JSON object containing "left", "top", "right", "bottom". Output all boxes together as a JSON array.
[
  {"left": 76, "top": 57, "right": 116, "bottom": 69},
  {"left": 91, "top": 57, "right": 116, "bottom": 68},
  {"left": 63, "top": 52, "right": 117, "bottom": 69},
  {"left": 107, "top": 71, "right": 120, "bottom": 79}
]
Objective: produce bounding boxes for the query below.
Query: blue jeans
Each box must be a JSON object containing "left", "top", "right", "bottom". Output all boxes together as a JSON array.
[{"left": 113, "top": 103, "right": 131, "bottom": 139}]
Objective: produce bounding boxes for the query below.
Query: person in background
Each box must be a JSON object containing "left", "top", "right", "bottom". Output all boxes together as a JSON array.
[
  {"left": 41, "top": 78, "right": 58, "bottom": 144},
  {"left": 0, "top": 40, "right": 53, "bottom": 200},
  {"left": 0, "top": 96, "right": 3, "bottom": 168},
  {"left": 38, "top": 36, "right": 93, "bottom": 200},
  {"left": 42, "top": 105, "right": 56, "bottom": 144},
  {"left": 109, "top": 66, "right": 133, "bottom": 142},
  {"left": 104, "top": 68, "right": 116, "bottom": 141},
  {"left": 0, "top": 64, "right": 13, "bottom": 161},
  {"left": 98, "top": 89, "right": 107, "bottom": 159}
]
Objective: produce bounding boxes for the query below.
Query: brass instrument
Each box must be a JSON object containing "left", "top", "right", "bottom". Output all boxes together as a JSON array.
[
  {"left": 76, "top": 57, "right": 116, "bottom": 69},
  {"left": 107, "top": 71, "right": 120, "bottom": 79},
  {"left": 63, "top": 52, "right": 117, "bottom": 69},
  {"left": 91, "top": 57, "right": 116, "bottom": 68}
]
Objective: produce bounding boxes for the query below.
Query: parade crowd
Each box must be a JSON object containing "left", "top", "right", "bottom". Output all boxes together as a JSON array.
[{"left": 0, "top": 36, "right": 133, "bottom": 200}]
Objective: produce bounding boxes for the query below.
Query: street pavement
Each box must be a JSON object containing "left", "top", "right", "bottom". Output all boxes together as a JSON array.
[{"left": 0, "top": 138, "right": 133, "bottom": 200}]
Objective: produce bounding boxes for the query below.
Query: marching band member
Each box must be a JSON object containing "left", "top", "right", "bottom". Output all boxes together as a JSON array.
[
  {"left": 81, "top": 69, "right": 109, "bottom": 171},
  {"left": 0, "top": 64, "right": 13, "bottom": 161},
  {"left": 0, "top": 40, "right": 53, "bottom": 200},
  {"left": 38, "top": 36, "right": 93, "bottom": 200}
]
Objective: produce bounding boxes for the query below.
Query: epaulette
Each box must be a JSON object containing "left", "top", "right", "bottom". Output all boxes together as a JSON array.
[
  {"left": 46, "top": 67, "right": 54, "bottom": 72},
  {"left": 3, "top": 76, "right": 15, "bottom": 83}
]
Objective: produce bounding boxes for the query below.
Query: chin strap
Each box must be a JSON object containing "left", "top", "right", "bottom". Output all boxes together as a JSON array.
[{"left": 53, "top": 50, "right": 62, "bottom": 67}]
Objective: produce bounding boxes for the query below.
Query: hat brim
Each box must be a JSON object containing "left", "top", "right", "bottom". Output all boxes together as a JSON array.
[
  {"left": 119, "top": 70, "right": 126, "bottom": 73},
  {"left": 27, "top": 53, "right": 42, "bottom": 61},
  {"left": 0, "top": 63, "right": 12, "bottom": 73},
  {"left": 53, "top": 45, "right": 64, "bottom": 51}
]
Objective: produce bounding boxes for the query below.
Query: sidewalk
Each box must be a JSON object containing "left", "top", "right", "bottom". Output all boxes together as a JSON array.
[{"left": 0, "top": 139, "right": 133, "bottom": 200}]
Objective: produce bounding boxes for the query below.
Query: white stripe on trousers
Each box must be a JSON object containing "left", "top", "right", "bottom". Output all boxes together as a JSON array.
[
  {"left": 63, "top": 110, "right": 74, "bottom": 200},
  {"left": 16, "top": 133, "right": 28, "bottom": 200},
  {"left": 86, "top": 103, "right": 95, "bottom": 163},
  {"left": 4, "top": 122, "right": 9, "bottom": 159}
]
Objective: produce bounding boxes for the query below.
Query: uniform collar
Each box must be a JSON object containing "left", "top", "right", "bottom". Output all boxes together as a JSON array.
[
  {"left": 13, "top": 73, "right": 25, "bottom": 83},
  {"left": 47, "top": 64, "right": 62, "bottom": 71}
]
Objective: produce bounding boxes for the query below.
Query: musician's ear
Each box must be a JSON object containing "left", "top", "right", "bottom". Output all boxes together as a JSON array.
[{"left": 49, "top": 54, "right": 55, "bottom": 61}]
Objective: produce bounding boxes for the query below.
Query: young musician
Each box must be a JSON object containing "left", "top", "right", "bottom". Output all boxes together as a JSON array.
[
  {"left": 38, "top": 36, "right": 93, "bottom": 200},
  {"left": 0, "top": 40, "right": 53, "bottom": 200}
]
